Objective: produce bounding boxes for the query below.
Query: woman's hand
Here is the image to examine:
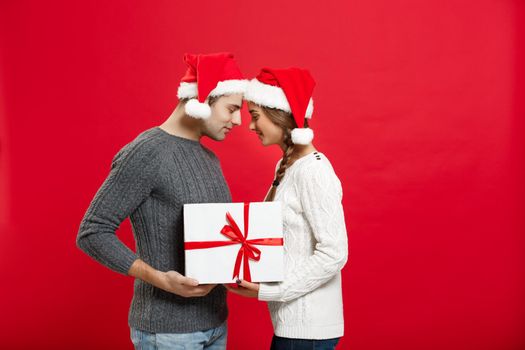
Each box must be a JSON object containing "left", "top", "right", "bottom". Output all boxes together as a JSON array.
[{"left": 224, "top": 279, "right": 260, "bottom": 298}]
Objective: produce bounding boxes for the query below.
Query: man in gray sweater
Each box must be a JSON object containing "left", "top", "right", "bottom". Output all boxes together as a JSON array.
[{"left": 77, "top": 53, "right": 247, "bottom": 349}]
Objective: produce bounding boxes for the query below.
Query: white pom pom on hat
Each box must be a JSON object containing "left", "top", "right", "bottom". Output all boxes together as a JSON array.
[
  {"left": 291, "top": 128, "right": 314, "bottom": 145},
  {"left": 185, "top": 98, "right": 212, "bottom": 119}
]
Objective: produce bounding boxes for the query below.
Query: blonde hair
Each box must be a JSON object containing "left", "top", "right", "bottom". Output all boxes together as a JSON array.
[{"left": 263, "top": 107, "right": 310, "bottom": 202}]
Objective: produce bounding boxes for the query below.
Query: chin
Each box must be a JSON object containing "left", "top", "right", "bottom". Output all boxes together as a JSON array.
[
  {"left": 204, "top": 131, "right": 225, "bottom": 141},
  {"left": 215, "top": 133, "right": 227, "bottom": 141},
  {"left": 260, "top": 138, "right": 273, "bottom": 147}
]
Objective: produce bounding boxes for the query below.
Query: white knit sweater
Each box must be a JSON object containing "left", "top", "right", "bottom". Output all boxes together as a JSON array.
[{"left": 258, "top": 151, "right": 349, "bottom": 339}]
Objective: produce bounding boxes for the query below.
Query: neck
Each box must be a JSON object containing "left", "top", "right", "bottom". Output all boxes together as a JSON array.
[
  {"left": 279, "top": 142, "right": 317, "bottom": 161},
  {"left": 158, "top": 102, "right": 203, "bottom": 141},
  {"left": 292, "top": 143, "right": 316, "bottom": 156}
]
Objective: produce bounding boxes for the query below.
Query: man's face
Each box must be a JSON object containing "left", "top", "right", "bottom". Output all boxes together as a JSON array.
[{"left": 201, "top": 93, "right": 243, "bottom": 141}]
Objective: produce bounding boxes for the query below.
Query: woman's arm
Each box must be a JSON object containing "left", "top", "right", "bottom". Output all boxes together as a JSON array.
[{"left": 257, "top": 161, "right": 349, "bottom": 302}]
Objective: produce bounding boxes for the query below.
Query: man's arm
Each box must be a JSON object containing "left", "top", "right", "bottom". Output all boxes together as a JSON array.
[
  {"left": 76, "top": 139, "right": 158, "bottom": 274},
  {"left": 76, "top": 138, "right": 216, "bottom": 297}
]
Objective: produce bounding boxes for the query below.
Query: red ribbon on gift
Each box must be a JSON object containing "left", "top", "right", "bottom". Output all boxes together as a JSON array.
[{"left": 184, "top": 203, "right": 283, "bottom": 282}]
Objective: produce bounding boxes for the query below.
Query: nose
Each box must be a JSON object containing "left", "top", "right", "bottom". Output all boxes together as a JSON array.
[
  {"left": 249, "top": 120, "right": 256, "bottom": 131},
  {"left": 231, "top": 111, "right": 241, "bottom": 126}
]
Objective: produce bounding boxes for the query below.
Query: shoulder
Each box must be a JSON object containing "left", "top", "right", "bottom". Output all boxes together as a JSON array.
[
  {"left": 297, "top": 152, "right": 336, "bottom": 176},
  {"left": 112, "top": 128, "right": 166, "bottom": 168},
  {"left": 295, "top": 152, "right": 342, "bottom": 193}
]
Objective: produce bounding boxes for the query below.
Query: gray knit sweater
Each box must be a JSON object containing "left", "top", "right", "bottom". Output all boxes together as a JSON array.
[{"left": 76, "top": 127, "right": 231, "bottom": 333}]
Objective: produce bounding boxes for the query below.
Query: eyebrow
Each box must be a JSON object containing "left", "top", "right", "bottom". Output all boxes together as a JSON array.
[{"left": 229, "top": 104, "right": 242, "bottom": 110}]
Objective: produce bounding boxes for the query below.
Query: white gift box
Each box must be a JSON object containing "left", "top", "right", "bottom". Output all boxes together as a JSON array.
[{"left": 183, "top": 202, "right": 284, "bottom": 284}]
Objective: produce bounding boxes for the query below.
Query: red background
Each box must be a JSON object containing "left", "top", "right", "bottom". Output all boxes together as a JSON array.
[{"left": 1, "top": 1, "right": 524, "bottom": 349}]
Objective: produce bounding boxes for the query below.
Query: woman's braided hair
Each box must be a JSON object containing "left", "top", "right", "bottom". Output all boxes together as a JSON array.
[{"left": 263, "top": 107, "right": 308, "bottom": 202}]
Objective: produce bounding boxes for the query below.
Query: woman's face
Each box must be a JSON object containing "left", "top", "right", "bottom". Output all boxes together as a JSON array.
[{"left": 247, "top": 102, "right": 284, "bottom": 146}]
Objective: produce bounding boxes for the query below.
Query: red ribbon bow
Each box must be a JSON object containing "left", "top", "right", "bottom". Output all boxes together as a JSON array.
[{"left": 185, "top": 203, "right": 283, "bottom": 281}]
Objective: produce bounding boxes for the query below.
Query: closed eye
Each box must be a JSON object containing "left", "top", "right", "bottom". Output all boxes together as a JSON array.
[
  {"left": 249, "top": 110, "right": 259, "bottom": 120},
  {"left": 228, "top": 104, "right": 241, "bottom": 113}
]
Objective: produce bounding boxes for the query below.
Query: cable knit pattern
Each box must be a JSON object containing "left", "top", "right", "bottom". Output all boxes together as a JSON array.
[
  {"left": 76, "top": 127, "right": 231, "bottom": 333},
  {"left": 258, "top": 152, "right": 349, "bottom": 339}
]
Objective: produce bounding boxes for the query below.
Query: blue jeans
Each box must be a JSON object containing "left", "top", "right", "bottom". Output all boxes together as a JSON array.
[
  {"left": 130, "top": 321, "right": 227, "bottom": 350},
  {"left": 270, "top": 335, "right": 340, "bottom": 350}
]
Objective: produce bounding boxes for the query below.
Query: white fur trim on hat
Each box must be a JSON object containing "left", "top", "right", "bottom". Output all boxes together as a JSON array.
[
  {"left": 177, "top": 82, "right": 198, "bottom": 99},
  {"left": 244, "top": 79, "right": 314, "bottom": 118},
  {"left": 178, "top": 79, "right": 247, "bottom": 101},
  {"left": 209, "top": 79, "right": 248, "bottom": 97},
  {"left": 185, "top": 98, "right": 212, "bottom": 119},
  {"left": 291, "top": 128, "right": 314, "bottom": 145}
]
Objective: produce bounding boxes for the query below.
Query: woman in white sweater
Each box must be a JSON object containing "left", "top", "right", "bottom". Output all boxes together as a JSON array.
[{"left": 225, "top": 67, "right": 349, "bottom": 350}]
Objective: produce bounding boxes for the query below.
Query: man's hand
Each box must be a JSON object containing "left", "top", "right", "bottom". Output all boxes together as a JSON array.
[
  {"left": 128, "top": 259, "right": 217, "bottom": 298},
  {"left": 159, "top": 270, "right": 217, "bottom": 297}
]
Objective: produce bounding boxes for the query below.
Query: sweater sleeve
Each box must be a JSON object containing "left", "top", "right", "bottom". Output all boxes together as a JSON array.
[
  {"left": 258, "top": 161, "right": 349, "bottom": 302},
  {"left": 76, "top": 138, "right": 161, "bottom": 275}
]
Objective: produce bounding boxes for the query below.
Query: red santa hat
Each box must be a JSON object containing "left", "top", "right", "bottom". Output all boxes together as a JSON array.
[
  {"left": 177, "top": 52, "right": 247, "bottom": 119},
  {"left": 244, "top": 67, "right": 316, "bottom": 145}
]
